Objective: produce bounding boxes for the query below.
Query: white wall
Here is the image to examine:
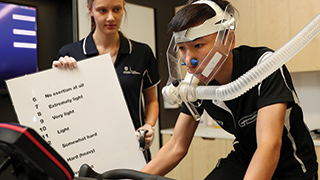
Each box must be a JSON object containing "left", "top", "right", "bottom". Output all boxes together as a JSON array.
[
  {"left": 77, "top": 0, "right": 91, "bottom": 40},
  {"left": 291, "top": 72, "right": 320, "bottom": 130}
]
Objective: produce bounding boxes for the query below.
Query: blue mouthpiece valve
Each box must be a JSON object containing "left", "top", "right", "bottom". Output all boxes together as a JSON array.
[
  {"left": 181, "top": 59, "right": 199, "bottom": 67},
  {"left": 190, "top": 59, "right": 199, "bottom": 67}
]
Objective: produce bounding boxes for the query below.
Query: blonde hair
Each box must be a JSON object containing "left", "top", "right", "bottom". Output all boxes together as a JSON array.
[
  {"left": 87, "top": 0, "right": 127, "bottom": 31},
  {"left": 86, "top": 0, "right": 132, "bottom": 51}
]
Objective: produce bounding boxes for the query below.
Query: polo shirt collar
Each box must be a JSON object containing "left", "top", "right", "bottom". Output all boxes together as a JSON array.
[
  {"left": 119, "top": 33, "right": 132, "bottom": 55},
  {"left": 231, "top": 48, "right": 242, "bottom": 81},
  {"left": 83, "top": 30, "right": 99, "bottom": 56},
  {"left": 82, "top": 30, "right": 132, "bottom": 56}
]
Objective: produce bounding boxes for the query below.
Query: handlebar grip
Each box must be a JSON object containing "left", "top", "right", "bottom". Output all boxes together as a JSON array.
[
  {"left": 138, "top": 129, "right": 148, "bottom": 151},
  {"left": 78, "top": 164, "right": 175, "bottom": 180}
]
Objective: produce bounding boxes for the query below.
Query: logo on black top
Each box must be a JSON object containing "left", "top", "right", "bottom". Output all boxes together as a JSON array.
[
  {"left": 123, "top": 66, "right": 140, "bottom": 75},
  {"left": 238, "top": 112, "right": 257, "bottom": 127}
]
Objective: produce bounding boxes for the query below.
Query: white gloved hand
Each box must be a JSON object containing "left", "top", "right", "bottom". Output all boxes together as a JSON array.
[{"left": 136, "top": 124, "right": 154, "bottom": 150}]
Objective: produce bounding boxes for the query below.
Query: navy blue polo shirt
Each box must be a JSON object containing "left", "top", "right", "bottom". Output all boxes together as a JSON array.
[{"left": 56, "top": 31, "right": 160, "bottom": 130}]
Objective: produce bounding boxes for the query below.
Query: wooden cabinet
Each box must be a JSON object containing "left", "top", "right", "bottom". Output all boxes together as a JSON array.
[
  {"left": 315, "top": 146, "right": 320, "bottom": 179},
  {"left": 229, "top": 0, "right": 320, "bottom": 72},
  {"left": 162, "top": 134, "right": 234, "bottom": 180},
  {"left": 163, "top": 134, "right": 320, "bottom": 180}
]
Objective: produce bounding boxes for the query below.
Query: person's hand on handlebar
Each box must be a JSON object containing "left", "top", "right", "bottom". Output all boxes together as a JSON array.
[
  {"left": 136, "top": 123, "right": 154, "bottom": 150},
  {"left": 52, "top": 56, "right": 78, "bottom": 69}
]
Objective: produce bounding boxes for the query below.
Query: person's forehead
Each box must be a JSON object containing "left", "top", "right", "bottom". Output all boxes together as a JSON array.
[
  {"left": 176, "top": 33, "right": 217, "bottom": 45},
  {"left": 93, "top": 0, "right": 124, "bottom": 7}
]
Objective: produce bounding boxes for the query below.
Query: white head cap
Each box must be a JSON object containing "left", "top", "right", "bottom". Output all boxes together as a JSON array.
[{"left": 173, "top": 0, "right": 235, "bottom": 44}]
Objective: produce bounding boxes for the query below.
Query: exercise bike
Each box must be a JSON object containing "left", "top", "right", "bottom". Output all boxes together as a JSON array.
[{"left": 0, "top": 122, "right": 174, "bottom": 180}]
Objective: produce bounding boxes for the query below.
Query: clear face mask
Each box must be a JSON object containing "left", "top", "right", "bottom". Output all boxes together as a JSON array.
[
  {"left": 163, "top": 1, "right": 239, "bottom": 120},
  {"left": 166, "top": 2, "right": 239, "bottom": 86}
]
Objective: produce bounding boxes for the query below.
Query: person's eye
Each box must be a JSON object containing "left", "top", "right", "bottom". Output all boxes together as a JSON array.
[
  {"left": 178, "top": 46, "right": 185, "bottom": 51},
  {"left": 99, "top": 9, "right": 106, "bottom": 13},
  {"left": 195, "top": 44, "right": 203, "bottom": 48},
  {"left": 114, "top": 7, "right": 121, "bottom": 12}
]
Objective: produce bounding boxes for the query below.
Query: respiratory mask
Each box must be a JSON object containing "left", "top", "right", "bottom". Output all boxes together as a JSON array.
[{"left": 163, "top": 0, "right": 239, "bottom": 120}]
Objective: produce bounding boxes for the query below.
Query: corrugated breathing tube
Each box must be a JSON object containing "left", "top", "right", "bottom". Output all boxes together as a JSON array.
[{"left": 194, "top": 13, "right": 320, "bottom": 101}]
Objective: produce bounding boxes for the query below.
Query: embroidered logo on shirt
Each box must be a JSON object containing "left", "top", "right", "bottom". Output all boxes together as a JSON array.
[
  {"left": 238, "top": 112, "right": 257, "bottom": 127},
  {"left": 123, "top": 66, "right": 141, "bottom": 75}
]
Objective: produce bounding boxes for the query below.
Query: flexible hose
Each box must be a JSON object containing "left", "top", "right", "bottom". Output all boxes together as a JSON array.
[{"left": 195, "top": 13, "right": 320, "bottom": 101}]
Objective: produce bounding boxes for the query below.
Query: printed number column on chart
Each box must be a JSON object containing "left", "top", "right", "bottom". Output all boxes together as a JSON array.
[{"left": 32, "top": 96, "right": 51, "bottom": 145}]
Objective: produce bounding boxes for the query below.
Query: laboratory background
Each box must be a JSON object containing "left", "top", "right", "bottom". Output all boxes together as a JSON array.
[{"left": 0, "top": 0, "right": 320, "bottom": 179}]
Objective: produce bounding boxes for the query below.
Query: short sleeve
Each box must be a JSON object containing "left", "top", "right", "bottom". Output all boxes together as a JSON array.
[
  {"left": 143, "top": 45, "right": 160, "bottom": 89},
  {"left": 180, "top": 101, "right": 205, "bottom": 116},
  {"left": 257, "top": 65, "right": 295, "bottom": 109}
]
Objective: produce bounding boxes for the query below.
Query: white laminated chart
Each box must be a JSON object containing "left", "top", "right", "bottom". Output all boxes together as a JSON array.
[{"left": 6, "top": 53, "right": 146, "bottom": 175}]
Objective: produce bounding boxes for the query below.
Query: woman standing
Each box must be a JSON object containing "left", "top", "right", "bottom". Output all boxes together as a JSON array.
[{"left": 53, "top": 0, "right": 160, "bottom": 162}]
